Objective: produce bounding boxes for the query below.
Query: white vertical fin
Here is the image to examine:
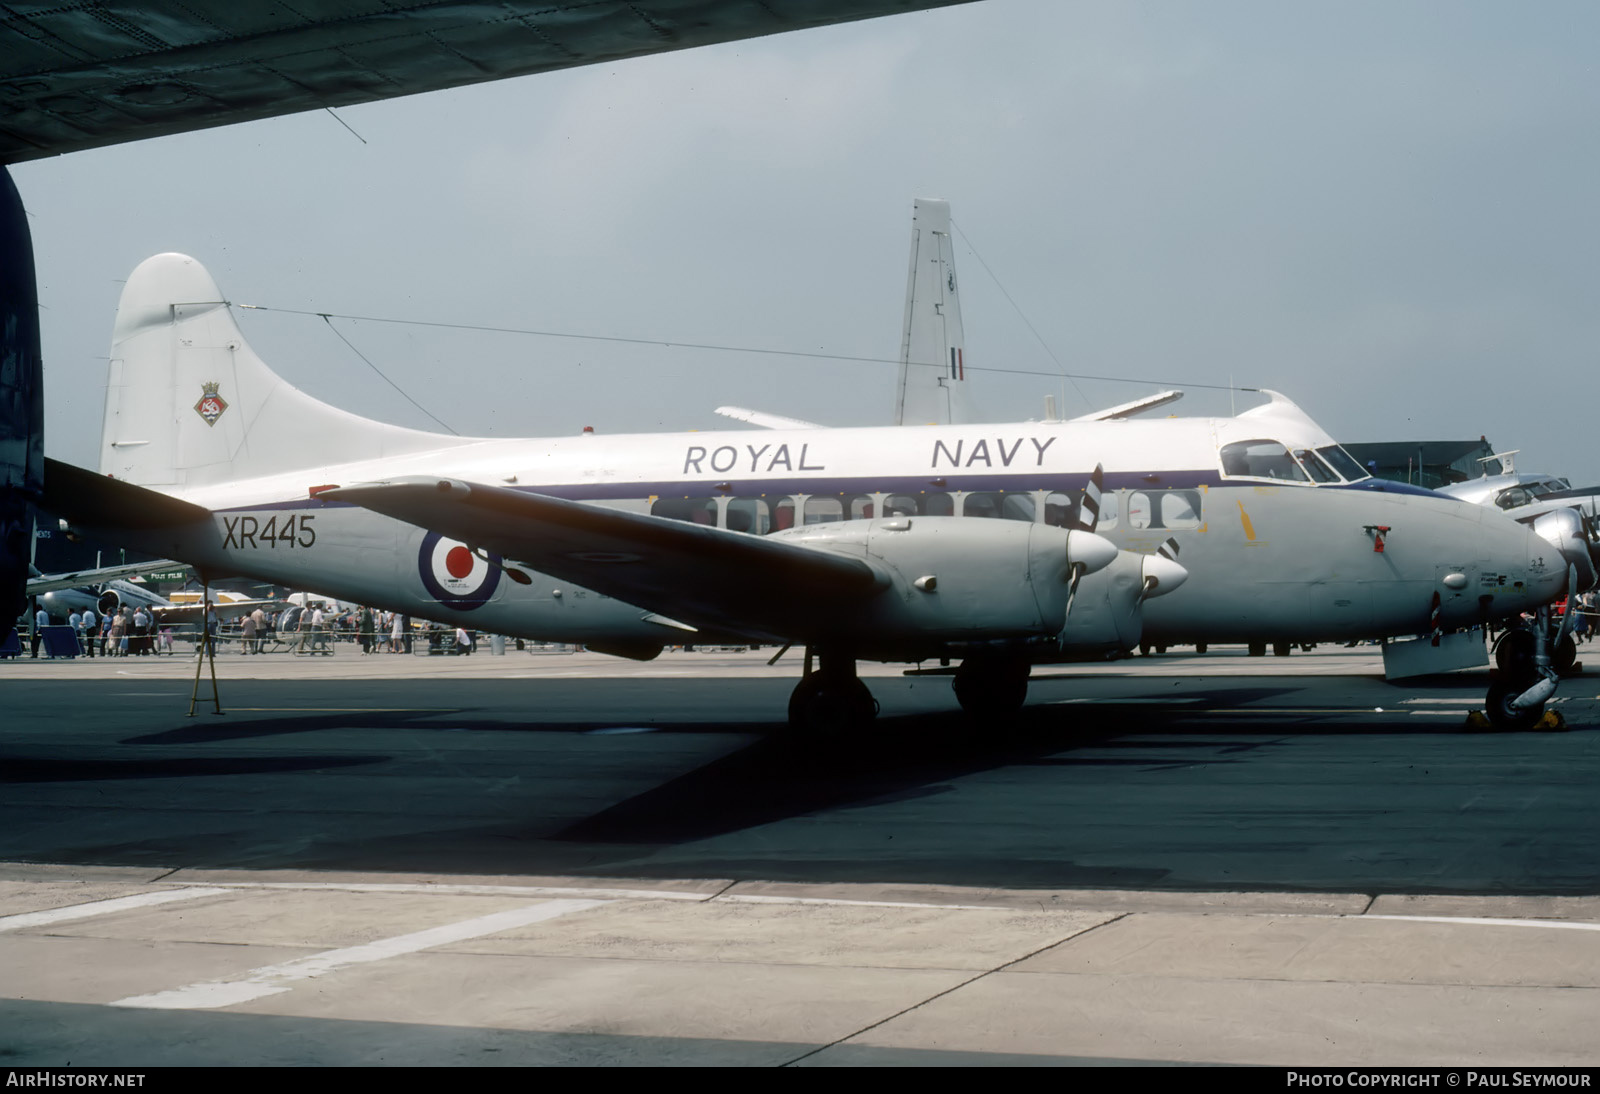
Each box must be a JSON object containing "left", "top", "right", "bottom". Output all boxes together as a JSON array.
[
  {"left": 895, "top": 198, "right": 978, "bottom": 426},
  {"left": 100, "top": 253, "right": 472, "bottom": 489}
]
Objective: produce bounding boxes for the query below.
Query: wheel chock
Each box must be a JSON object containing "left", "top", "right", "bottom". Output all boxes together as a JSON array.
[
  {"left": 1534, "top": 709, "right": 1569, "bottom": 732},
  {"left": 1463, "top": 710, "right": 1494, "bottom": 731}
]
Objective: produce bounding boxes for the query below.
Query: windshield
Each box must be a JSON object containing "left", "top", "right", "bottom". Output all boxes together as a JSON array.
[
  {"left": 1294, "top": 449, "right": 1340, "bottom": 483},
  {"left": 1316, "top": 445, "right": 1370, "bottom": 482}
]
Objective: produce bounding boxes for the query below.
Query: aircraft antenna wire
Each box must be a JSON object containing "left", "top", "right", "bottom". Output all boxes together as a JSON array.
[
  {"left": 235, "top": 305, "right": 1251, "bottom": 396},
  {"left": 311, "top": 311, "right": 459, "bottom": 435},
  {"left": 949, "top": 218, "right": 1095, "bottom": 414}
]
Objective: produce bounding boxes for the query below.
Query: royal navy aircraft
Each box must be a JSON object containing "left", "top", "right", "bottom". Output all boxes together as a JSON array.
[{"left": 34, "top": 251, "right": 1573, "bottom": 731}]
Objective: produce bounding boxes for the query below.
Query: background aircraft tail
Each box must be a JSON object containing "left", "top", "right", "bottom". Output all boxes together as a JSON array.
[
  {"left": 895, "top": 198, "right": 979, "bottom": 427},
  {"left": 101, "top": 253, "right": 471, "bottom": 489}
]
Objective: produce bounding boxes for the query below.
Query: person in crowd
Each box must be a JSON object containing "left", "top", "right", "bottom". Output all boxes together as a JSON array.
[
  {"left": 132, "top": 605, "right": 151, "bottom": 655},
  {"left": 30, "top": 604, "right": 47, "bottom": 658},
  {"left": 79, "top": 606, "right": 97, "bottom": 657}
]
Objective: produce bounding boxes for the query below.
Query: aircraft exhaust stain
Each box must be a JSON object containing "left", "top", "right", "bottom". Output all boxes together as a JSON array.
[{"left": 1237, "top": 501, "right": 1257, "bottom": 541}]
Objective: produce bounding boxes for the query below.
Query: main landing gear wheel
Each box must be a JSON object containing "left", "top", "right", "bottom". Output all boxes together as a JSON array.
[
  {"left": 1493, "top": 629, "right": 1535, "bottom": 673},
  {"left": 1483, "top": 675, "right": 1546, "bottom": 731},
  {"left": 952, "top": 656, "right": 1030, "bottom": 719},
  {"left": 787, "top": 671, "right": 877, "bottom": 734}
]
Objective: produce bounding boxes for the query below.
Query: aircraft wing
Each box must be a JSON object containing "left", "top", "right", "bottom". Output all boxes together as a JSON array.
[
  {"left": 25, "top": 560, "right": 189, "bottom": 596},
  {"left": 322, "top": 477, "right": 887, "bottom": 639},
  {"left": 0, "top": 2, "right": 978, "bottom": 166}
]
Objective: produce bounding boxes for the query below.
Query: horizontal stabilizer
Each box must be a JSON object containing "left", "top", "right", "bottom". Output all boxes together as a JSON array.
[
  {"left": 43, "top": 458, "right": 211, "bottom": 530},
  {"left": 323, "top": 478, "right": 885, "bottom": 639},
  {"left": 714, "top": 406, "right": 825, "bottom": 430},
  {"left": 1070, "top": 390, "right": 1184, "bottom": 422}
]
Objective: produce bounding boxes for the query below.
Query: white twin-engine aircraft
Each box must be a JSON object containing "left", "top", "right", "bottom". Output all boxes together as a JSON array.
[{"left": 45, "top": 253, "right": 1570, "bottom": 730}]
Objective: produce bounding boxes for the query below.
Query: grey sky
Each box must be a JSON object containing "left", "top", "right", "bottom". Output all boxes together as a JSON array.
[{"left": 15, "top": 0, "right": 1600, "bottom": 485}]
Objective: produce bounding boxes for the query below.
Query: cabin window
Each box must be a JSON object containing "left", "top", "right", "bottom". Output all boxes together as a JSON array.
[
  {"left": 883, "top": 492, "right": 954, "bottom": 517},
  {"left": 1043, "top": 489, "right": 1118, "bottom": 530},
  {"left": 652, "top": 497, "right": 719, "bottom": 525},
  {"left": 803, "top": 496, "right": 843, "bottom": 524},
  {"left": 727, "top": 497, "right": 771, "bottom": 535},
  {"left": 1127, "top": 489, "right": 1202, "bottom": 530},
  {"left": 962, "top": 491, "right": 1037, "bottom": 521},
  {"left": 772, "top": 497, "right": 797, "bottom": 531},
  {"left": 1043, "top": 492, "right": 1078, "bottom": 528},
  {"left": 1219, "top": 439, "right": 1309, "bottom": 482}
]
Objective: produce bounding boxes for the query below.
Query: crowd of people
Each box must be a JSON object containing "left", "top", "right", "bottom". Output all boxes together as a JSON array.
[
  {"left": 17, "top": 595, "right": 508, "bottom": 659},
  {"left": 24, "top": 604, "right": 178, "bottom": 658}
]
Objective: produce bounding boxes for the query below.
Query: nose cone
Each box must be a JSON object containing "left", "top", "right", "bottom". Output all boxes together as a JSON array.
[
  {"left": 1068, "top": 530, "right": 1119, "bottom": 576},
  {"left": 1491, "top": 523, "right": 1572, "bottom": 615},
  {"left": 1140, "top": 552, "right": 1189, "bottom": 599}
]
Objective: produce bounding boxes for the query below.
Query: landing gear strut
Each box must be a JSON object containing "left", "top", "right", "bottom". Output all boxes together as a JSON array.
[
  {"left": 1484, "top": 608, "right": 1562, "bottom": 731},
  {"left": 787, "top": 646, "right": 877, "bottom": 733},
  {"left": 952, "top": 654, "right": 1030, "bottom": 719}
]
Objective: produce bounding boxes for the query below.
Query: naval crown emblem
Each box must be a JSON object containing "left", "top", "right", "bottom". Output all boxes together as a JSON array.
[{"left": 194, "top": 381, "right": 228, "bottom": 426}]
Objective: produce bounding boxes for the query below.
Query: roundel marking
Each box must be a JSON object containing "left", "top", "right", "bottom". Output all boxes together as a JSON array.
[{"left": 419, "top": 531, "right": 502, "bottom": 610}]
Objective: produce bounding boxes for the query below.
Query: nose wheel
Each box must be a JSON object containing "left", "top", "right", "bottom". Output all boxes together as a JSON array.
[{"left": 1483, "top": 608, "right": 1566, "bottom": 731}]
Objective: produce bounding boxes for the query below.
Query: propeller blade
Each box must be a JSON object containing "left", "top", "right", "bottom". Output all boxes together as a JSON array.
[{"left": 1078, "top": 463, "right": 1104, "bottom": 533}]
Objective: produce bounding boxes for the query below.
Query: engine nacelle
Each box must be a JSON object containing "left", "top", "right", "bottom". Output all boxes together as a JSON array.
[
  {"left": 1531, "top": 508, "right": 1598, "bottom": 592},
  {"left": 1057, "top": 550, "right": 1189, "bottom": 654},
  {"left": 768, "top": 516, "right": 1117, "bottom": 656}
]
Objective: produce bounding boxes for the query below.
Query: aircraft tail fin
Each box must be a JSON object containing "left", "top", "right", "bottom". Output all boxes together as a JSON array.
[
  {"left": 101, "top": 253, "right": 470, "bottom": 489},
  {"left": 895, "top": 198, "right": 979, "bottom": 426}
]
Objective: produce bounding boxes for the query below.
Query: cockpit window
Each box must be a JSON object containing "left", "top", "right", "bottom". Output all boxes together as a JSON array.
[
  {"left": 1294, "top": 449, "right": 1340, "bottom": 484},
  {"left": 1316, "top": 445, "right": 1370, "bottom": 482},
  {"left": 1219, "top": 439, "right": 1309, "bottom": 482}
]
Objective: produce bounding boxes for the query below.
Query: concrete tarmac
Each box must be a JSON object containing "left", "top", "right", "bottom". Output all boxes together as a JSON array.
[{"left": 1, "top": 643, "right": 1597, "bottom": 1066}]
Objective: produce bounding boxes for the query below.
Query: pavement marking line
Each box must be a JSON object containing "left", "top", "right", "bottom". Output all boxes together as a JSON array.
[
  {"left": 1363, "top": 915, "right": 1600, "bottom": 932},
  {"left": 205, "top": 880, "right": 713, "bottom": 901},
  {"left": 112, "top": 898, "right": 608, "bottom": 1010},
  {"left": 721, "top": 894, "right": 1002, "bottom": 912},
  {"left": 0, "top": 887, "right": 231, "bottom": 933},
  {"left": 1401, "top": 699, "right": 1480, "bottom": 705}
]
